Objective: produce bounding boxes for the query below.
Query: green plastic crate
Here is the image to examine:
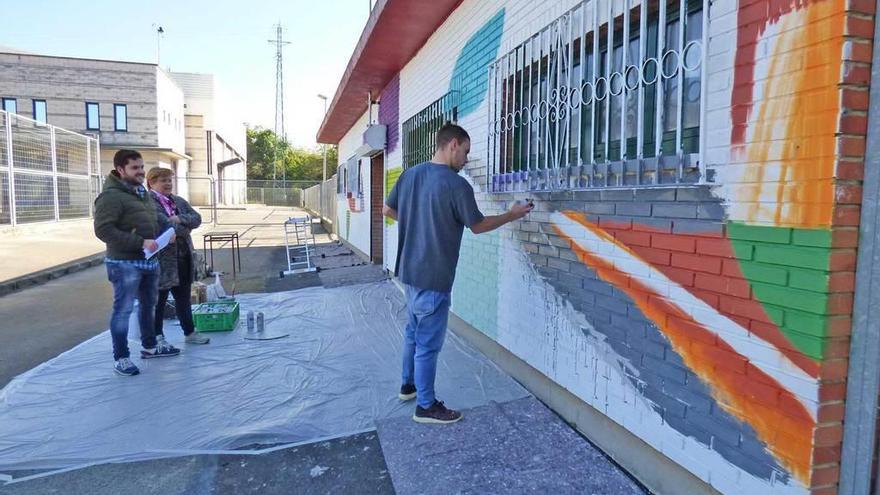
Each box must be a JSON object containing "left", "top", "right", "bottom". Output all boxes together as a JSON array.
[{"left": 192, "top": 301, "right": 240, "bottom": 332}]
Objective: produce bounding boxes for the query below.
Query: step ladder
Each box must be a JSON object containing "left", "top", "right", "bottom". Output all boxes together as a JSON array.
[{"left": 282, "top": 215, "right": 318, "bottom": 275}]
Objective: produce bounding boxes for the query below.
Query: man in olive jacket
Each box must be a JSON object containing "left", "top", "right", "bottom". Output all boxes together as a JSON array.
[{"left": 94, "top": 150, "right": 180, "bottom": 376}]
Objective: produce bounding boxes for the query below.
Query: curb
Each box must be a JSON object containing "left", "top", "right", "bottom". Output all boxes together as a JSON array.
[{"left": 0, "top": 253, "right": 105, "bottom": 297}]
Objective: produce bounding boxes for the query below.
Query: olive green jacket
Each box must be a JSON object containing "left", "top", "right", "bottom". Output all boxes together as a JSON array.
[{"left": 93, "top": 171, "right": 170, "bottom": 260}]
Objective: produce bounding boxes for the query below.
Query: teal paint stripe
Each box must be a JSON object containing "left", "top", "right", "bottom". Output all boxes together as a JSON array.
[
  {"left": 452, "top": 229, "right": 500, "bottom": 339},
  {"left": 448, "top": 9, "right": 506, "bottom": 118}
]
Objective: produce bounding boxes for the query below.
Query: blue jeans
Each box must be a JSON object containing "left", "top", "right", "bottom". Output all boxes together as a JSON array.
[
  {"left": 106, "top": 263, "right": 159, "bottom": 360},
  {"left": 401, "top": 284, "right": 451, "bottom": 409}
]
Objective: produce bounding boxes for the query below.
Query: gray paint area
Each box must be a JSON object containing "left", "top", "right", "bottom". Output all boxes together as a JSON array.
[
  {"left": 312, "top": 242, "right": 370, "bottom": 270},
  {"left": 512, "top": 191, "right": 789, "bottom": 483},
  {"left": 377, "top": 396, "right": 648, "bottom": 495},
  {"left": 0, "top": 432, "right": 394, "bottom": 495},
  {"left": 0, "top": 280, "right": 527, "bottom": 474},
  {"left": 318, "top": 264, "right": 389, "bottom": 288}
]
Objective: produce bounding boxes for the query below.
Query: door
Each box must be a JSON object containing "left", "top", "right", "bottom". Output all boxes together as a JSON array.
[{"left": 370, "top": 153, "right": 384, "bottom": 263}]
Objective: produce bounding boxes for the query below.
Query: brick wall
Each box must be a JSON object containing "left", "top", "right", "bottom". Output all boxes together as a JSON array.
[
  {"left": 810, "top": 2, "right": 877, "bottom": 494},
  {"left": 370, "top": 155, "right": 384, "bottom": 262}
]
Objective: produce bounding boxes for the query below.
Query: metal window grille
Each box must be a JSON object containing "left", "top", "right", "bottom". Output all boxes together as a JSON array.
[
  {"left": 0, "top": 109, "right": 101, "bottom": 227},
  {"left": 401, "top": 91, "right": 459, "bottom": 169},
  {"left": 487, "top": 0, "right": 708, "bottom": 192}
]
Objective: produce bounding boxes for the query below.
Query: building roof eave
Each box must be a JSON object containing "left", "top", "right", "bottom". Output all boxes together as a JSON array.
[
  {"left": 101, "top": 145, "right": 192, "bottom": 161},
  {"left": 316, "top": 0, "right": 462, "bottom": 145}
]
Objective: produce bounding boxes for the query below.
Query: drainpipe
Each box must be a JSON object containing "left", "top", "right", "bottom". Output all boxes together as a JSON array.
[{"left": 839, "top": 1, "right": 880, "bottom": 493}]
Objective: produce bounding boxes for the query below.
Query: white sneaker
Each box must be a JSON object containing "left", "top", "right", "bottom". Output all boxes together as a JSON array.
[{"left": 185, "top": 333, "right": 210, "bottom": 345}]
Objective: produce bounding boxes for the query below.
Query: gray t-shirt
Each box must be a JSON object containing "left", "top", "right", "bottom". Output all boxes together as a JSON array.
[{"left": 386, "top": 162, "right": 485, "bottom": 292}]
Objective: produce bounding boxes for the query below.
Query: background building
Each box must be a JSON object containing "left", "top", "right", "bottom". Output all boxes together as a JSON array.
[
  {"left": 0, "top": 51, "right": 247, "bottom": 209},
  {"left": 170, "top": 72, "right": 247, "bottom": 206},
  {"left": 0, "top": 51, "right": 188, "bottom": 177}
]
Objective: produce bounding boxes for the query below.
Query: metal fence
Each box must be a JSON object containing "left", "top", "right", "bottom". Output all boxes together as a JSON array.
[
  {"left": 487, "top": 0, "right": 707, "bottom": 191},
  {"left": 0, "top": 109, "right": 101, "bottom": 227},
  {"left": 172, "top": 175, "right": 216, "bottom": 225},
  {"left": 303, "top": 176, "right": 338, "bottom": 233},
  {"left": 402, "top": 91, "right": 459, "bottom": 169},
  {"left": 213, "top": 179, "right": 319, "bottom": 208}
]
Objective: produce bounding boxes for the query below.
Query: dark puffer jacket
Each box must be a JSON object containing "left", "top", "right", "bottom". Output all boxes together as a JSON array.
[
  {"left": 94, "top": 171, "right": 170, "bottom": 260},
  {"left": 151, "top": 192, "right": 202, "bottom": 290}
]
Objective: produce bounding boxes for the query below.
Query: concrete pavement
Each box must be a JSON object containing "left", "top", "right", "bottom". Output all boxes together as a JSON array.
[
  {"left": 0, "top": 219, "right": 104, "bottom": 284},
  {"left": 0, "top": 205, "right": 326, "bottom": 296},
  {"left": 0, "top": 206, "right": 331, "bottom": 387},
  {"left": 0, "top": 265, "right": 112, "bottom": 387},
  {"left": 0, "top": 432, "right": 394, "bottom": 495}
]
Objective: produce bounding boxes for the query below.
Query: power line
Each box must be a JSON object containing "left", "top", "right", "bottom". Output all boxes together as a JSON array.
[{"left": 268, "top": 22, "right": 290, "bottom": 183}]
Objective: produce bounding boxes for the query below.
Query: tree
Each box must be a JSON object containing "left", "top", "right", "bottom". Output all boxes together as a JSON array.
[{"left": 247, "top": 127, "right": 339, "bottom": 182}]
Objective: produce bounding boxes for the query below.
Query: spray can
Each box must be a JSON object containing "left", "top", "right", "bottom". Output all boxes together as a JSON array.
[
  {"left": 246, "top": 311, "right": 255, "bottom": 332},
  {"left": 256, "top": 312, "right": 265, "bottom": 333}
]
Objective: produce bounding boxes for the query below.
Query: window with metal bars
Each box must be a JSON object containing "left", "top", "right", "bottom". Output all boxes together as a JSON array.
[
  {"left": 401, "top": 91, "right": 459, "bottom": 170},
  {"left": 487, "top": 0, "right": 707, "bottom": 192}
]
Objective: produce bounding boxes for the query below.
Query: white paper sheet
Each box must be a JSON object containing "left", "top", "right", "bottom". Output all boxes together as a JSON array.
[{"left": 143, "top": 228, "right": 174, "bottom": 259}]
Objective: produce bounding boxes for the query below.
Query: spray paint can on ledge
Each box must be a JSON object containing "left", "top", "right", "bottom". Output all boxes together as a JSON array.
[
  {"left": 256, "top": 312, "right": 265, "bottom": 333},
  {"left": 246, "top": 311, "right": 255, "bottom": 332}
]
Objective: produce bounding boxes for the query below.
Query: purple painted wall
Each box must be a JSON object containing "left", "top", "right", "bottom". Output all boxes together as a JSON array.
[{"left": 379, "top": 74, "right": 400, "bottom": 153}]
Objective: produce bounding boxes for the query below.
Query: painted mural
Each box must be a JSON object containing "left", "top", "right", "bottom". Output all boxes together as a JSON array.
[
  {"left": 439, "top": 1, "right": 856, "bottom": 494},
  {"left": 449, "top": 9, "right": 506, "bottom": 118}
]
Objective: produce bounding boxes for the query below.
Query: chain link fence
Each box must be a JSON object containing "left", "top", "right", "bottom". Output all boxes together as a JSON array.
[
  {"left": 303, "top": 176, "right": 338, "bottom": 234},
  {"left": 231, "top": 179, "right": 318, "bottom": 207},
  {"left": 172, "top": 175, "right": 215, "bottom": 225},
  {"left": 0, "top": 109, "right": 101, "bottom": 227}
]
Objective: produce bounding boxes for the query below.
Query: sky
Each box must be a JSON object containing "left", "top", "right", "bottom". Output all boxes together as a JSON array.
[{"left": 1, "top": 0, "right": 371, "bottom": 148}]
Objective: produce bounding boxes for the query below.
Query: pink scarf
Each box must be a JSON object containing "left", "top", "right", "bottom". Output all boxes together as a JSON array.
[{"left": 153, "top": 191, "right": 176, "bottom": 218}]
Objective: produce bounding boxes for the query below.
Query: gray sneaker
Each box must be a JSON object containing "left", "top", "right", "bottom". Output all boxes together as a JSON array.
[
  {"left": 114, "top": 357, "right": 140, "bottom": 376},
  {"left": 142, "top": 336, "right": 181, "bottom": 359},
  {"left": 185, "top": 333, "right": 210, "bottom": 345}
]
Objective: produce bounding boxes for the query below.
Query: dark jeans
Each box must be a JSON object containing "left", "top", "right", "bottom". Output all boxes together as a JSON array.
[
  {"left": 155, "top": 284, "right": 195, "bottom": 337},
  {"left": 106, "top": 262, "right": 159, "bottom": 361}
]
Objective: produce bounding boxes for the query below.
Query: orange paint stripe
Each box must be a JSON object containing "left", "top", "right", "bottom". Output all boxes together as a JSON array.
[
  {"left": 552, "top": 215, "right": 815, "bottom": 484},
  {"left": 597, "top": 219, "right": 821, "bottom": 378},
  {"left": 743, "top": 0, "right": 843, "bottom": 228}
]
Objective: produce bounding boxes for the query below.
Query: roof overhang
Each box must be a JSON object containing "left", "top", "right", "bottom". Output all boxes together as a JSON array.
[
  {"left": 101, "top": 145, "right": 192, "bottom": 161},
  {"left": 316, "top": 0, "right": 462, "bottom": 145},
  {"left": 217, "top": 157, "right": 242, "bottom": 168}
]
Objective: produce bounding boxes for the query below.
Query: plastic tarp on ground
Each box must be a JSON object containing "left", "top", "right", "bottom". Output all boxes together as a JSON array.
[{"left": 0, "top": 281, "right": 528, "bottom": 475}]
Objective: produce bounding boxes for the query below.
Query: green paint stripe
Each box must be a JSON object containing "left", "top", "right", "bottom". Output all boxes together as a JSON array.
[
  {"left": 784, "top": 309, "right": 829, "bottom": 338},
  {"left": 385, "top": 167, "right": 402, "bottom": 226},
  {"left": 753, "top": 244, "right": 831, "bottom": 270},
  {"left": 751, "top": 283, "right": 829, "bottom": 315},
  {"left": 791, "top": 229, "right": 833, "bottom": 248},
  {"left": 729, "top": 223, "right": 832, "bottom": 360},
  {"left": 728, "top": 222, "right": 792, "bottom": 244}
]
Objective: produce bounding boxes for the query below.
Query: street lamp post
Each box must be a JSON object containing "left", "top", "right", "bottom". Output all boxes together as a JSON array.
[
  {"left": 317, "top": 94, "right": 328, "bottom": 183},
  {"left": 152, "top": 24, "right": 165, "bottom": 66},
  {"left": 317, "top": 94, "right": 329, "bottom": 218}
]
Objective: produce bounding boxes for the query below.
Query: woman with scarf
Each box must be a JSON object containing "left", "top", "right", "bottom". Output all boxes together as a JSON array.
[{"left": 146, "top": 167, "right": 211, "bottom": 347}]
